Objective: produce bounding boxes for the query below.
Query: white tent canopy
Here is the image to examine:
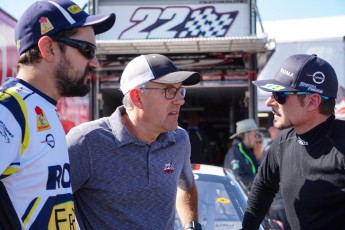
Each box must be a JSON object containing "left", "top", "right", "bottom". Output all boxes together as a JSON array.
[{"left": 256, "top": 16, "right": 345, "bottom": 114}]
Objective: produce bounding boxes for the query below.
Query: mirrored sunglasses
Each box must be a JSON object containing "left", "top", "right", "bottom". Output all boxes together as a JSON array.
[{"left": 272, "top": 91, "right": 329, "bottom": 105}]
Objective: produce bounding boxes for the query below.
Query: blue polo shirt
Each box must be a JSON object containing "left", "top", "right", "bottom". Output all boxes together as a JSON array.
[{"left": 67, "top": 106, "right": 194, "bottom": 230}]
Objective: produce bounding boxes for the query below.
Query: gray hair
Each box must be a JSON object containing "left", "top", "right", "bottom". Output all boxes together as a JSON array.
[
  {"left": 122, "top": 82, "right": 150, "bottom": 110},
  {"left": 122, "top": 93, "right": 133, "bottom": 110}
]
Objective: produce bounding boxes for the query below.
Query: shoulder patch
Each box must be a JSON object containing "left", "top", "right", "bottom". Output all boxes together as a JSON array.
[{"left": 0, "top": 88, "right": 29, "bottom": 155}]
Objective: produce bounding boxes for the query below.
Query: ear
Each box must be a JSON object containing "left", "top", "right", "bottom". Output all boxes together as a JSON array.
[
  {"left": 37, "top": 36, "right": 56, "bottom": 63},
  {"left": 129, "top": 89, "right": 144, "bottom": 109},
  {"left": 307, "top": 94, "right": 322, "bottom": 111}
]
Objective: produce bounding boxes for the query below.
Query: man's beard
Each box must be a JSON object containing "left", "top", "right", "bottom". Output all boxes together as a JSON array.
[{"left": 55, "top": 55, "right": 93, "bottom": 97}]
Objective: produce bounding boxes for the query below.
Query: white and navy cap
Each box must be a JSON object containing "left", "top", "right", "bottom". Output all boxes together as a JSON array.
[
  {"left": 120, "top": 54, "right": 201, "bottom": 94},
  {"left": 15, "top": 0, "right": 116, "bottom": 55},
  {"left": 253, "top": 54, "right": 338, "bottom": 98}
]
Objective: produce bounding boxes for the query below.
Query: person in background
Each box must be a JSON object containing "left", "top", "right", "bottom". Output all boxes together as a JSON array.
[
  {"left": 261, "top": 116, "right": 281, "bottom": 160},
  {"left": 262, "top": 118, "right": 291, "bottom": 230},
  {"left": 67, "top": 54, "right": 202, "bottom": 230},
  {"left": 224, "top": 118, "right": 260, "bottom": 192},
  {"left": 242, "top": 54, "right": 345, "bottom": 230},
  {"left": 186, "top": 110, "right": 213, "bottom": 164},
  {"left": 0, "top": 0, "right": 115, "bottom": 229},
  {"left": 253, "top": 131, "right": 264, "bottom": 163}
]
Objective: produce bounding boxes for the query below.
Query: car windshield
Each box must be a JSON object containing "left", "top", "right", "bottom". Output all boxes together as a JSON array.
[{"left": 175, "top": 172, "right": 247, "bottom": 229}]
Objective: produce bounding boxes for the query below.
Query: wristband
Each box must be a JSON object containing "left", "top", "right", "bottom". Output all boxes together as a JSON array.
[{"left": 185, "top": 221, "right": 202, "bottom": 230}]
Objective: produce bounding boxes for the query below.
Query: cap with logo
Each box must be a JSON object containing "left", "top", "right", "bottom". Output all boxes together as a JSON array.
[
  {"left": 253, "top": 54, "right": 338, "bottom": 98},
  {"left": 15, "top": 0, "right": 116, "bottom": 55},
  {"left": 120, "top": 54, "right": 201, "bottom": 94},
  {"left": 230, "top": 118, "right": 258, "bottom": 139}
]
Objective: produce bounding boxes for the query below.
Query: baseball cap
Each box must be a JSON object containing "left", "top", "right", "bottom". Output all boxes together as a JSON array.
[
  {"left": 15, "top": 0, "right": 116, "bottom": 55},
  {"left": 120, "top": 54, "right": 201, "bottom": 94},
  {"left": 230, "top": 118, "right": 258, "bottom": 139},
  {"left": 253, "top": 54, "right": 338, "bottom": 98}
]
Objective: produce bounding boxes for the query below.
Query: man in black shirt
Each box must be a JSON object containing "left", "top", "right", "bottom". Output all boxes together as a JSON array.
[
  {"left": 242, "top": 54, "right": 345, "bottom": 230},
  {"left": 186, "top": 111, "right": 213, "bottom": 164}
]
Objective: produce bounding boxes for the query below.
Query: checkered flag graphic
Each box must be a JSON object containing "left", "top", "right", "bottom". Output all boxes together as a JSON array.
[{"left": 178, "top": 7, "right": 238, "bottom": 38}]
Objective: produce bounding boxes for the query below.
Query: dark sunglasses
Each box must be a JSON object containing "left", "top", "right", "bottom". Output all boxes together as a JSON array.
[
  {"left": 51, "top": 36, "right": 96, "bottom": 60},
  {"left": 272, "top": 91, "right": 329, "bottom": 104}
]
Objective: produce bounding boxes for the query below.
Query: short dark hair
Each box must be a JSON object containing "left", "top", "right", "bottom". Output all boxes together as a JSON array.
[
  {"left": 297, "top": 95, "right": 335, "bottom": 116},
  {"left": 17, "top": 28, "right": 79, "bottom": 67},
  {"left": 319, "top": 98, "right": 335, "bottom": 115}
]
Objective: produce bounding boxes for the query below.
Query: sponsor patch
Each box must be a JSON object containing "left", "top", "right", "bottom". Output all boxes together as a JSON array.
[
  {"left": 312, "top": 71, "right": 325, "bottom": 84},
  {"left": 0, "top": 121, "right": 14, "bottom": 143},
  {"left": 298, "top": 82, "right": 324, "bottom": 94},
  {"left": 16, "top": 40, "right": 21, "bottom": 51},
  {"left": 67, "top": 5, "right": 82, "bottom": 14},
  {"left": 39, "top": 17, "right": 54, "bottom": 35},
  {"left": 261, "top": 84, "right": 286, "bottom": 91},
  {"left": 41, "top": 134, "right": 55, "bottom": 148},
  {"left": 48, "top": 201, "right": 76, "bottom": 229},
  {"left": 35, "top": 106, "right": 51, "bottom": 132}
]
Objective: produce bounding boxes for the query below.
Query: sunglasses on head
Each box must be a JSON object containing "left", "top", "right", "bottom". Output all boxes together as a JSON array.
[
  {"left": 272, "top": 91, "right": 330, "bottom": 105},
  {"left": 51, "top": 36, "right": 96, "bottom": 60}
]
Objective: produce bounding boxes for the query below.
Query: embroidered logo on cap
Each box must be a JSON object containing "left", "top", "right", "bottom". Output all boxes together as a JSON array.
[
  {"left": 261, "top": 84, "right": 286, "bottom": 91},
  {"left": 312, "top": 71, "right": 325, "bottom": 84},
  {"left": 39, "top": 17, "right": 54, "bottom": 35},
  {"left": 67, "top": 5, "right": 82, "bottom": 14},
  {"left": 280, "top": 68, "right": 294, "bottom": 78},
  {"left": 16, "top": 40, "right": 21, "bottom": 51},
  {"left": 35, "top": 106, "right": 51, "bottom": 132}
]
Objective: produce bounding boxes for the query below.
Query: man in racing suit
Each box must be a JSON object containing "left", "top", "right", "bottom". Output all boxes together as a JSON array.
[
  {"left": 241, "top": 54, "right": 345, "bottom": 230},
  {"left": 0, "top": 1, "right": 115, "bottom": 229}
]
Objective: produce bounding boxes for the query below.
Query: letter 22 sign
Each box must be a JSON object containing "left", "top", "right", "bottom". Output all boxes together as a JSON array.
[{"left": 119, "top": 6, "right": 238, "bottom": 39}]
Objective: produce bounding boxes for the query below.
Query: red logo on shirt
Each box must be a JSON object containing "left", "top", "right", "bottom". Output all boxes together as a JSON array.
[{"left": 163, "top": 162, "right": 175, "bottom": 174}]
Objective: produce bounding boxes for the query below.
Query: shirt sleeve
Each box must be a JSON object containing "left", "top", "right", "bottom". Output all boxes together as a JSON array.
[
  {"left": 178, "top": 130, "right": 194, "bottom": 191},
  {"left": 66, "top": 126, "right": 92, "bottom": 193},
  {"left": 242, "top": 138, "right": 281, "bottom": 229},
  {"left": 0, "top": 105, "right": 22, "bottom": 176}
]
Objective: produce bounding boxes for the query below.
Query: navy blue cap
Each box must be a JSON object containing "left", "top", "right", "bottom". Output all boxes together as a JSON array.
[
  {"left": 253, "top": 54, "right": 338, "bottom": 98},
  {"left": 15, "top": 0, "right": 116, "bottom": 55}
]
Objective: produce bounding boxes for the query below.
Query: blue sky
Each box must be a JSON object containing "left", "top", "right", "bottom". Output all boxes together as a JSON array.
[
  {"left": 0, "top": 0, "right": 344, "bottom": 21},
  {"left": 257, "top": 0, "right": 345, "bottom": 21}
]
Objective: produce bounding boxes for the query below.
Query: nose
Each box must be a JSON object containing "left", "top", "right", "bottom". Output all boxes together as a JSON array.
[
  {"left": 89, "top": 56, "right": 100, "bottom": 68},
  {"left": 172, "top": 93, "right": 185, "bottom": 105},
  {"left": 266, "top": 95, "right": 277, "bottom": 107}
]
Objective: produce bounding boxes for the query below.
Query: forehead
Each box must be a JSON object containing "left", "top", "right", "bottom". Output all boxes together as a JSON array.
[{"left": 247, "top": 130, "right": 258, "bottom": 135}]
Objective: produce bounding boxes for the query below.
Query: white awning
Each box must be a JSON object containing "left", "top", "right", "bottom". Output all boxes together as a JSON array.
[{"left": 96, "top": 36, "right": 274, "bottom": 56}]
